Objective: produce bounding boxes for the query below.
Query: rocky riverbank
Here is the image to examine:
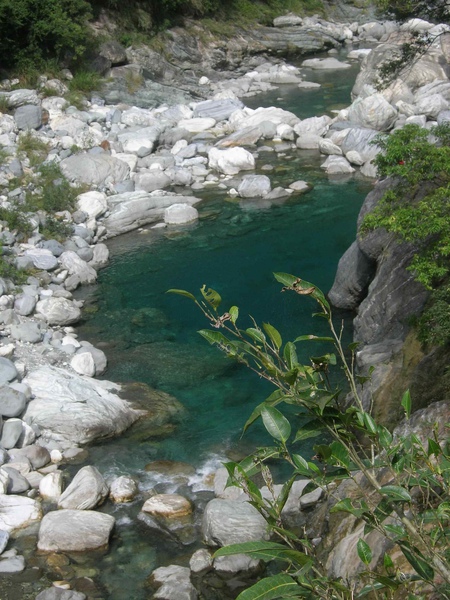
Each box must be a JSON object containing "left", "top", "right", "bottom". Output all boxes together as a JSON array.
[{"left": 0, "top": 11, "right": 449, "bottom": 600}]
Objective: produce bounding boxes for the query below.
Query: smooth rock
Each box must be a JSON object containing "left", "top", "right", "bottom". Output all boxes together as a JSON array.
[
  {"left": 70, "top": 353, "right": 96, "bottom": 377},
  {"left": 0, "top": 386, "right": 27, "bottom": 418},
  {"left": 321, "top": 156, "right": 355, "bottom": 175},
  {"left": 58, "top": 466, "right": 109, "bottom": 510},
  {"left": 9, "top": 445, "right": 51, "bottom": 469},
  {"left": 109, "top": 476, "right": 138, "bottom": 503},
  {"left": 59, "top": 251, "right": 97, "bottom": 285},
  {"left": 142, "top": 494, "right": 192, "bottom": 518},
  {"left": 24, "top": 248, "right": 58, "bottom": 271},
  {"left": 151, "top": 565, "right": 197, "bottom": 600},
  {"left": 0, "top": 495, "right": 42, "bottom": 533},
  {"left": 37, "top": 509, "right": 115, "bottom": 552},
  {"left": 2, "top": 466, "right": 30, "bottom": 494},
  {"left": 60, "top": 154, "right": 130, "bottom": 185},
  {"left": 0, "top": 419, "right": 23, "bottom": 449},
  {"left": 35, "top": 298, "right": 81, "bottom": 326},
  {"left": 237, "top": 175, "right": 271, "bottom": 198},
  {"left": 208, "top": 147, "right": 255, "bottom": 175},
  {"left": 164, "top": 203, "right": 198, "bottom": 225},
  {"left": 347, "top": 94, "right": 398, "bottom": 131},
  {"left": 0, "top": 358, "right": 18, "bottom": 386},
  {"left": 14, "top": 294, "right": 37, "bottom": 316},
  {"left": 35, "top": 587, "right": 86, "bottom": 600},
  {"left": 10, "top": 322, "right": 43, "bottom": 344},
  {"left": 14, "top": 105, "right": 42, "bottom": 130},
  {"left": 318, "top": 138, "right": 343, "bottom": 155},
  {"left": 76, "top": 191, "right": 107, "bottom": 220},
  {"left": 23, "top": 366, "right": 142, "bottom": 446},
  {"left": 39, "top": 471, "right": 64, "bottom": 501},
  {"left": 202, "top": 498, "right": 269, "bottom": 547}
]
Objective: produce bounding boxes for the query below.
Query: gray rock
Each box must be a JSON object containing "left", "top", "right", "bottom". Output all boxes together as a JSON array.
[
  {"left": 60, "top": 153, "right": 130, "bottom": 185},
  {"left": 0, "top": 359, "right": 18, "bottom": 386},
  {"left": 59, "top": 251, "right": 97, "bottom": 285},
  {"left": 0, "top": 529, "right": 9, "bottom": 554},
  {"left": 89, "top": 243, "right": 109, "bottom": 269},
  {"left": 348, "top": 93, "right": 397, "bottom": 131},
  {"left": 164, "top": 203, "right": 198, "bottom": 225},
  {"left": 321, "top": 155, "right": 355, "bottom": 175},
  {"left": 208, "top": 147, "right": 255, "bottom": 175},
  {"left": 10, "top": 322, "right": 43, "bottom": 344},
  {"left": 76, "top": 247, "right": 94, "bottom": 262},
  {"left": 6, "top": 89, "right": 40, "bottom": 108},
  {"left": 109, "top": 475, "right": 138, "bottom": 503},
  {"left": 0, "top": 386, "right": 27, "bottom": 418},
  {"left": 58, "top": 466, "right": 109, "bottom": 510},
  {"left": 294, "top": 115, "right": 331, "bottom": 137},
  {"left": 103, "top": 191, "right": 201, "bottom": 237},
  {"left": 2, "top": 467, "right": 30, "bottom": 494},
  {"left": 8, "top": 445, "right": 51, "bottom": 469},
  {"left": 37, "top": 509, "right": 115, "bottom": 552},
  {"left": 0, "top": 554, "right": 25, "bottom": 573},
  {"left": 35, "top": 587, "right": 86, "bottom": 600},
  {"left": 202, "top": 498, "right": 269, "bottom": 547},
  {"left": 117, "top": 125, "right": 162, "bottom": 153},
  {"left": 238, "top": 175, "right": 271, "bottom": 198},
  {"left": 134, "top": 171, "right": 171, "bottom": 193},
  {"left": 99, "top": 40, "right": 127, "bottom": 65},
  {"left": 23, "top": 366, "right": 142, "bottom": 446},
  {"left": 14, "top": 294, "right": 37, "bottom": 316},
  {"left": 340, "top": 127, "right": 381, "bottom": 163},
  {"left": 328, "top": 241, "right": 376, "bottom": 310},
  {"left": 151, "top": 565, "right": 198, "bottom": 600},
  {"left": 193, "top": 99, "right": 244, "bottom": 121},
  {"left": 23, "top": 249, "right": 58, "bottom": 271},
  {"left": 35, "top": 297, "right": 81, "bottom": 326},
  {"left": 302, "top": 57, "right": 351, "bottom": 70},
  {"left": 7, "top": 159, "right": 23, "bottom": 178},
  {"left": 0, "top": 419, "right": 23, "bottom": 449},
  {"left": 318, "top": 138, "right": 343, "bottom": 155},
  {"left": 0, "top": 494, "right": 42, "bottom": 533},
  {"left": 14, "top": 105, "right": 42, "bottom": 130}
]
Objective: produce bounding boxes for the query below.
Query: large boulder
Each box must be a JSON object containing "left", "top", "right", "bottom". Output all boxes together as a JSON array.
[
  {"left": 193, "top": 98, "right": 244, "bottom": 121},
  {"left": 76, "top": 191, "right": 108, "bottom": 220},
  {"left": 208, "top": 147, "right": 255, "bottom": 175},
  {"left": 22, "top": 366, "right": 142, "bottom": 446},
  {"left": 238, "top": 175, "right": 271, "bottom": 198},
  {"left": 202, "top": 499, "right": 269, "bottom": 547},
  {"left": 164, "top": 203, "right": 198, "bottom": 225},
  {"left": 0, "top": 495, "right": 42, "bottom": 533},
  {"left": 328, "top": 241, "right": 376, "bottom": 310},
  {"left": 60, "top": 153, "right": 130, "bottom": 185},
  {"left": 347, "top": 94, "right": 398, "bottom": 131},
  {"left": 59, "top": 251, "right": 97, "bottom": 285},
  {"left": 35, "top": 297, "right": 81, "bottom": 326},
  {"left": 58, "top": 466, "right": 109, "bottom": 510},
  {"left": 103, "top": 191, "right": 201, "bottom": 237},
  {"left": 37, "top": 509, "right": 115, "bottom": 552}
]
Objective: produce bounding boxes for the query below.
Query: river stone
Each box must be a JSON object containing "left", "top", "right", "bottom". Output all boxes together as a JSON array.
[
  {"left": 10, "top": 322, "right": 43, "bottom": 344},
  {"left": 22, "top": 366, "right": 141, "bottom": 446},
  {"left": 0, "top": 419, "right": 23, "bottom": 449},
  {"left": 16, "top": 420, "right": 36, "bottom": 448},
  {"left": 202, "top": 499, "right": 269, "bottom": 547},
  {"left": 59, "top": 251, "right": 97, "bottom": 285},
  {"left": 117, "top": 126, "right": 162, "bottom": 153},
  {"left": 39, "top": 471, "right": 63, "bottom": 501},
  {"left": 294, "top": 115, "right": 331, "bottom": 137},
  {"left": 151, "top": 565, "right": 197, "bottom": 600},
  {"left": 208, "top": 147, "right": 255, "bottom": 175},
  {"left": 37, "top": 509, "right": 115, "bottom": 552},
  {"left": 302, "top": 57, "right": 351, "bottom": 70},
  {"left": 24, "top": 248, "right": 58, "bottom": 271},
  {"left": 90, "top": 243, "right": 109, "bottom": 269},
  {"left": 230, "top": 107, "right": 299, "bottom": 130},
  {"left": 60, "top": 154, "right": 130, "bottom": 185},
  {"left": 142, "top": 494, "right": 192, "bottom": 518},
  {"left": 14, "top": 294, "right": 37, "bottom": 316},
  {"left": 7, "top": 89, "right": 40, "bottom": 108},
  {"left": 14, "top": 104, "right": 42, "bottom": 130},
  {"left": 70, "top": 352, "right": 96, "bottom": 377},
  {"left": 415, "top": 93, "right": 449, "bottom": 119},
  {"left": 0, "top": 554, "right": 25, "bottom": 573},
  {"left": 216, "top": 126, "right": 263, "bottom": 148},
  {"left": 0, "top": 495, "right": 42, "bottom": 533},
  {"left": 296, "top": 133, "right": 321, "bottom": 149},
  {"left": 36, "top": 297, "right": 81, "bottom": 326},
  {"left": 164, "top": 203, "right": 198, "bottom": 225},
  {"left": 109, "top": 475, "right": 138, "bottom": 503},
  {"left": 318, "top": 138, "right": 343, "bottom": 155},
  {"left": 103, "top": 191, "right": 201, "bottom": 237},
  {"left": 0, "top": 469, "right": 8, "bottom": 494},
  {"left": 36, "top": 588, "right": 86, "bottom": 600},
  {"left": 178, "top": 117, "right": 216, "bottom": 133},
  {"left": 347, "top": 94, "right": 398, "bottom": 131},
  {"left": 340, "top": 127, "right": 381, "bottom": 162},
  {"left": 237, "top": 175, "right": 271, "bottom": 198},
  {"left": 135, "top": 171, "right": 171, "bottom": 192},
  {"left": 76, "top": 191, "right": 107, "bottom": 220},
  {"left": 0, "top": 529, "right": 9, "bottom": 554},
  {"left": 321, "top": 156, "right": 355, "bottom": 175},
  {"left": 0, "top": 358, "right": 18, "bottom": 386},
  {"left": 9, "top": 445, "right": 51, "bottom": 469},
  {"left": 0, "top": 386, "right": 27, "bottom": 418},
  {"left": 3, "top": 466, "right": 30, "bottom": 494},
  {"left": 58, "top": 466, "right": 109, "bottom": 510},
  {"left": 193, "top": 99, "right": 243, "bottom": 121}
]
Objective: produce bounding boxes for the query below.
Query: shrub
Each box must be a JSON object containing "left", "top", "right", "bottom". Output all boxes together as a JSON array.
[
  {"left": 170, "top": 275, "right": 450, "bottom": 599},
  {"left": 17, "top": 132, "right": 49, "bottom": 167}
]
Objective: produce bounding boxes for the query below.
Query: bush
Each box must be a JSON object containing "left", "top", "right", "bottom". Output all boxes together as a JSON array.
[{"left": 171, "top": 276, "right": 450, "bottom": 599}]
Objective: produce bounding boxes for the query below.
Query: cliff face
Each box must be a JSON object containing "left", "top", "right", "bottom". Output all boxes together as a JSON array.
[{"left": 328, "top": 179, "right": 450, "bottom": 426}]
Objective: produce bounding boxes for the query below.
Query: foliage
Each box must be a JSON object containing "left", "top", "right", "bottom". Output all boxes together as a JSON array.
[
  {"left": 17, "top": 132, "right": 50, "bottom": 167},
  {"left": 0, "top": 0, "right": 93, "bottom": 71},
  {"left": 375, "top": 0, "right": 450, "bottom": 23},
  {"left": 170, "top": 276, "right": 450, "bottom": 599},
  {"left": 362, "top": 124, "right": 450, "bottom": 345},
  {"left": 68, "top": 69, "right": 103, "bottom": 94}
]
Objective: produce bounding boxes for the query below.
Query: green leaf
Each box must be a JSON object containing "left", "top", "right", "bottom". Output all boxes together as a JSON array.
[
  {"left": 357, "top": 539, "right": 372, "bottom": 565},
  {"left": 200, "top": 285, "right": 221, "bottom": 310},
  {"left": 379, "top": 485, "right": 412, "bottom": 502},
  {"left": 401, "top": 389, "right": 412, "bottom": 418},
  {"left": 383, "top": 524, "right": 405, "bottom": 540},
  {"left": 198, "top": 330, "right": 231, "bottom": 347},
  {"left": 427, "top": 438, "right": 441, "bottom": 457},
  {"left": 243, "top": 390, "right": 286, "bottom": 432},
  {"left": 362, "top": 412, "right": 378, "bottom": 436},
  {"left": 330, "top": 441, "right": 350, "bottom": 468},
  {"left": 263, "top": 323, "right": 282, "bottom": 349},
  {"left": 294, "top": 335, "right": 334, "bottom": 343},
  {"left": 283, "top": 342, "right": 298, "bottom": 370},
  {"left": 273, "top": 272, "right": 300, "bottom": 287},
  {"left": 261, "top": 406, "right": 291, "bottom": 443},
  {"left": 229, "top": 306, "right": 239, "bottom": 324},
  {"left": 166, "top": 288, "right": 196, "bottom": 301},
  {"left": 236, "top": 573, "right": 299, "bottom": 600},
  {"left": 384, "top": 553, "right": 394, "bottom": 570},
  {"left": 292, "top": 454, "right": 309, "bottom": 474},
  {"left": 378, "top": 426, "right": 393, "bottom": 449},
  {"left": 214, "top": 541, "right": 286, "bottom": 558},
  {"left": 294, "top": 426, "right": 322, "bottom": 443},
  {"left": 400, "top": 542, "right": 435, "bottom": 582},
  {"left": 246, "top": 327, "right": 266, "bottom": 344}
]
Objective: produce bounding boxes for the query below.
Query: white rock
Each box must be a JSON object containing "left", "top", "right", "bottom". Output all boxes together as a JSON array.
[
  {"left": 142, "top": 494, "right": 192, "bottom": 518},
  {"left": 76, "top": 191, "right": 107, "bottom": 220},
  {"left": 318, "top": 138, "right": 343, "bottom": 155},
  {"left": 321, "top": 156, "right": 355, "bottom": 175},
  {"left": 59, "top": 251, "right": 97, "bottom": 285},
  {"left": 414, "top": 93, "right": 449, "bottom": 119},
  {"left": 39, "top": 471, "right": 63, "bottom": 501},
  {"left": 177, "top": 117, "right": 216, "bottom": 133},
  {"left": 347, "top": 93, "right": 398, "bottom": 131},
  {"left": 110, "top": 476, "right": 138, "bottom": 503},
  {"left": 35, "top": 297, "right": 81, "bottom": 326},
  {"left": 164, "top": 203, "right": 199, "bottom": 225},
  {"left": 345, "top": 150, "right": 365, "bottom": 166},
  {"left": 294, "top": 115, "right": 331, "bottom": 137},
  {"left": 208, "top": 147, "right": 255, "bottom": 175},
  {"left": 58, "top": 466, "right": 109, "bottom": 510},
  {"left": 0, "top": 495, "right": 42, "bottom": 533},
  {"left": 302, "top": 57, "right": 351, "bottom": 70},
  {"left": 70, "top": 352, "right": 96, "bottom": 377}
]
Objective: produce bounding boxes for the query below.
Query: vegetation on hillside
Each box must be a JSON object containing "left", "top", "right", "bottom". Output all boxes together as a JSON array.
[{"left": 362, "top": 124, "right": 450, "bottom": 346}]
